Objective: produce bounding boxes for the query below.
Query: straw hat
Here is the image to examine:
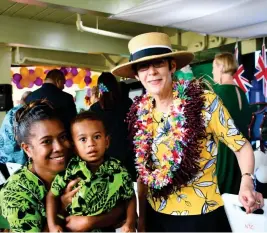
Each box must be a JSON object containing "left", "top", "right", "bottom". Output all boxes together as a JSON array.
[{"left": 111, "top": 32, "right": 194, "bottom": 78}]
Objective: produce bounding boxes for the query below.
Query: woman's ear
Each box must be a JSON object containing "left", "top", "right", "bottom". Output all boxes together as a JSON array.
[
  {"left": 135, "top": 75, "right": 140, "bottom": 81},
  {"left": 219, "top": 64, "right": 224, "bottom": 73},
  {"left": 171, "top": 60, "right": 177, "bottom": 73},
  {"left": 21, "top": 142, "right": 32, "bottom": 158}
]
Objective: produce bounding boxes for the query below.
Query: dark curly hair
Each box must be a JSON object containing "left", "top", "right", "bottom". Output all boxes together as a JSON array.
[
  {"left": 14, "top": 99, "right": 62, "bottom": 145},
  {"left": 97, "top": 72, "right": 122, "bottom": 110},
  {"left": 70, "top": 110, "right": 108, "bottom": 135}
]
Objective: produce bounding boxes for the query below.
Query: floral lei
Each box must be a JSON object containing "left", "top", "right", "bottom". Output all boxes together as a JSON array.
[{"left": 129, "top": 79, "right": 206, "bottom": 199}]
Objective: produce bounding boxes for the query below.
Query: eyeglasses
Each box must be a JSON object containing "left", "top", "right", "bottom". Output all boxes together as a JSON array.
[{"left": 136, "top": 59, "right": 168, "bottom": 72}]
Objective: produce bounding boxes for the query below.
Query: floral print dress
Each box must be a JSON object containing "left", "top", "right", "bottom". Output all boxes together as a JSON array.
[{"left": 147, "top": 91, "right": 246, "bottom": 215}]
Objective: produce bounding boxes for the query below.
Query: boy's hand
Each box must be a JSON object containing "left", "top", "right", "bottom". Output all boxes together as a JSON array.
[{"left": 49, "top": 225, "right": 63, "bottom": 233}]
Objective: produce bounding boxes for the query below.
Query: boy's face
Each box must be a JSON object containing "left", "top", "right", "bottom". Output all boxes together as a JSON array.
[{"left": 71, "top": 120, "right": 109, "bottom": 166}]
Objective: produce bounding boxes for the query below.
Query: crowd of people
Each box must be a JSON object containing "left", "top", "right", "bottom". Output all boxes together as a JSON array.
[{"left": 0, "top": 32, "right": 264, "bottom": 232}]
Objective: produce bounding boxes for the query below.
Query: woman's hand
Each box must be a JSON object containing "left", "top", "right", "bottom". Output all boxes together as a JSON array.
[
  {"left": 49, "top": 224, "right": 64, "bottom": 233},
  {"left": 60, "top": 178, "right": 80, "bottom": 210},
  {"left": 65, "top": 216, "right": 94, "bottom": 232},
  {"left": 239, "top": 176, "right": 264, "bottom": 213}
]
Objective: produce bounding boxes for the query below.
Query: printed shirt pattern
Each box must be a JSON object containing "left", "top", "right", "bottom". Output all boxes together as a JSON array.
[
  {"left": 147, "top": 91, "right": 246, "bottom": 215},
  {"left": 0, "top": 166, "right": 47, "bottom": 232},
  {"left": 0, "top": 105, "right": 26, "bottom": 165},
  {"left": 51, "top": 156, "right": 135, "bottom": 216}
]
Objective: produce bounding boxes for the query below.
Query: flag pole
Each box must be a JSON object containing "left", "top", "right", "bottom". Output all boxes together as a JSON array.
[{"left": 235, "top": 38, "right": 242, "bottom": 64}]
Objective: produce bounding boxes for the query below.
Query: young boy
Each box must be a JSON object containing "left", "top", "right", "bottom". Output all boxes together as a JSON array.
[{"left": 46, "top": 111, "right": 136, "bottom": 232}]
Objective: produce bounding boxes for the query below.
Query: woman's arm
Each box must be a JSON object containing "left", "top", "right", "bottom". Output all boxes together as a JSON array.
[
  {"left": 137, "top": 178, "right": 148, "bottom": 232},
  {"left": 206, "top": 93, "right": 264, "bottom": 213},
  {"left": 235, "top": 140, "right": 264, "bottom": 213},
  {"left": 65, "top": 202, "right": 125, "bottom": 232},
  {"left": 46, "top": 190, "right": 63, "bottom": 232},
  {"left": 235, "top": 140, "right": 254, "bottom": 181}
]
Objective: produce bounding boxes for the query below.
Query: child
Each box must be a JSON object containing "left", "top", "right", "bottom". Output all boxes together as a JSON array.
[{"left": 46, "top": 111, "right": 136, "bottom": 232}]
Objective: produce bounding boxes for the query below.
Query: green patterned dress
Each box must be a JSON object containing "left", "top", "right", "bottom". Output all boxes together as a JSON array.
[
  {"left": 0, "top": 166, "right": 47, "bottom": 232},
  {"left": 51, "top": 156, "right": 135, "bottom": 231}
]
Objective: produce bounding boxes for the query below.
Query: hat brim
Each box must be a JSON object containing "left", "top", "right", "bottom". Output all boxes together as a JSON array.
[{"left": 111, "top": 51, "right": 194, "bottom": 78}]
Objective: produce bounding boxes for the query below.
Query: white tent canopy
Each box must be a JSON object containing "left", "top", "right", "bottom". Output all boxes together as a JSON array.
[{"left": 111, "top": 0, "right": 267, "bottom": 39}]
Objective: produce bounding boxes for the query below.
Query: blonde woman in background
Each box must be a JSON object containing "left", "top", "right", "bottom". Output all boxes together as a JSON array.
[{"left": 212, "top": 52, "right": 252, "bottom": 194}]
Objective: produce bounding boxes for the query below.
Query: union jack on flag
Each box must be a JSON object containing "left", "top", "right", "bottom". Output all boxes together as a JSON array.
[
  {"left": 255, "top": 40, "right": 267, "bottom": 97},
  {"left": 233, "top": 42, "right": 252, "bottom": 93}
]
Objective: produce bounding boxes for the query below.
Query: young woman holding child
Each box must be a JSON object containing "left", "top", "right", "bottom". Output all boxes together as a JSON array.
[
  {"left": 46, "top": 111, "right": 136, "bottom": 232},
  {"left": 0, "top": 100, "right": 132, "bottom": 232}
]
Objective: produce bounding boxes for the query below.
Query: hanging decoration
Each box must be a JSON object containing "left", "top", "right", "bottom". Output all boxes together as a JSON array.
[{"left": 11, "top": 66, "right": 99, "bottom": 90}]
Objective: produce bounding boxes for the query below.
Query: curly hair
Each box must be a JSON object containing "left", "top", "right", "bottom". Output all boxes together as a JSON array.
[{"left": 14, "top": 99, "right": 61, "bottom": 145}]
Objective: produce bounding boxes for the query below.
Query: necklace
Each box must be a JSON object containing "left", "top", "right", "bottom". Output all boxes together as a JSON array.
[
  {"left": 128, "top": 79, "right": 206, "bottom": 199},
  {"left": 134, "top": 81, "right": 188, "bottom": 190}
]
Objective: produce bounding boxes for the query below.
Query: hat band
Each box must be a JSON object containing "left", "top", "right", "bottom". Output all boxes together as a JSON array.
[{"left": 129, "top": 47, "right": 172, "bottom": 62}]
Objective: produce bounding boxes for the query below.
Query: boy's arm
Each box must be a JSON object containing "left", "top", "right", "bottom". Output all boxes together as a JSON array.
[
  {"left": 46, "top": 190, "right": 63, "bottom": 231},
  {"left": 137, "top": 178, "right": 148, "bottom": 232}
]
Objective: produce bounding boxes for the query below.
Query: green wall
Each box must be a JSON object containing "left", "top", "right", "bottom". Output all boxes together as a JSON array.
[{"left": 191, "top": 62, "right": 213, "bottom": 79}]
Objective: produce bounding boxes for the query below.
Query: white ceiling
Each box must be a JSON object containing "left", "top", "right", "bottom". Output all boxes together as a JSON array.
[{"left": 111, "top": 0, "right": 267, "bottom": 39}]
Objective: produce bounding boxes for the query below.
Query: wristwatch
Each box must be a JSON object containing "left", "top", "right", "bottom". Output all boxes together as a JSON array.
[
  {"left": 242, "top": 173, "right": 256, "bottom": 189},
  {"left": 242, "top": 173, "right": 256, "bottom": 180}
]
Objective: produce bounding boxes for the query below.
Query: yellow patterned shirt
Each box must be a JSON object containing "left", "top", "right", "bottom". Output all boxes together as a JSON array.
[{"left": 147, "top": 91, "right": 246, "bottom": 215}]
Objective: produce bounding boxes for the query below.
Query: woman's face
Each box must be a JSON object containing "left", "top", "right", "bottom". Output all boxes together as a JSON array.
[
  {"left": 22, "top": 119, "right": 71, "bottom": 175},
  {"left": 212, "top": 59, "right": 223, "bottom": 83},
  {"left": 135, "top": 59, "right": 176, "bottom": 97}
]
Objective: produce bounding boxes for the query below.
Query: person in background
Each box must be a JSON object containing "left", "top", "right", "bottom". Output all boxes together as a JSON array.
[
  {"left": 120, "top": 82, "right": 133, "bottom": 113},
  {"left": 90, "top": 72, "right": 136, "bottom": 180},
  {"left": 90, "top": 86, "right": 100, "bottom": 106},
  {"left": 25, "top": 69, "right": 77, "bottom": 129},
  {"left": 0, "top": 91, "right": 31, "bottom": 165},
  {"left": 212, "top": 52, "right": 252, "bottom": 194}
]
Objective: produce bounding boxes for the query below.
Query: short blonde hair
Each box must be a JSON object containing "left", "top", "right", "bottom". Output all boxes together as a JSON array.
[{"left": 214, "top": 52, "right": 238, "bottom": 75}]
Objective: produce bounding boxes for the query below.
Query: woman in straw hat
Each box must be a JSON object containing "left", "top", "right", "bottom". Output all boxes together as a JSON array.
[{"left": 112, "top": 32, "right": 263, "bottom": 232}]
